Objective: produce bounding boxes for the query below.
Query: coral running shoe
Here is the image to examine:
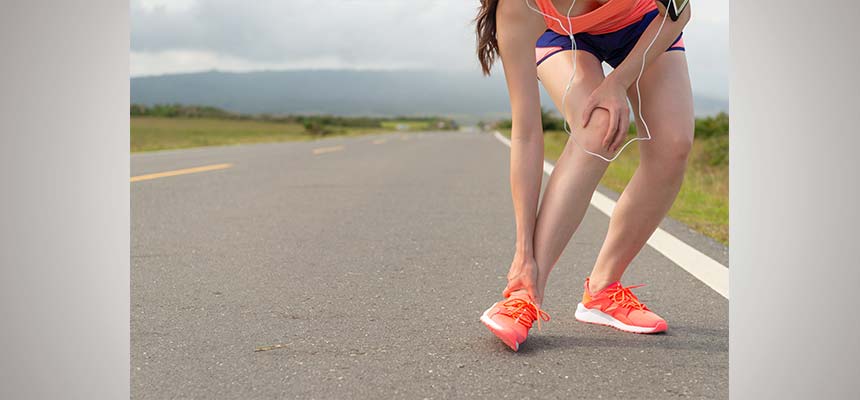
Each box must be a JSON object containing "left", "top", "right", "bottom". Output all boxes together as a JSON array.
[
  {"left": 480, "top": 294, "right": 550, "bottom": 351},
  {"left": 574, "top": 278, "right": 667, "bottom": 334}
]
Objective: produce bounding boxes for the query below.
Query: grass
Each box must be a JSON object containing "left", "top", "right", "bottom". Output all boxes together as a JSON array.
[
  {"left": 130, "top": 116, "right": 386, "bottom": 153},
  {"left": 503, "top": 127, "right": 728, "bottom": 245}
]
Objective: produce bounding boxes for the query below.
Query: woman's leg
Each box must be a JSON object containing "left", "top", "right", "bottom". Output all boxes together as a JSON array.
[
  {"left": 519, "top": 50, "right": 613, "bottom": 306},
  {"left": 586, "top": 51, "right": 695, "bottom": 293}
]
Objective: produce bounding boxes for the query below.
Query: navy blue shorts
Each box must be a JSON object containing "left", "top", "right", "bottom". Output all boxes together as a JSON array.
[{"left": 535, "top": 9, "right": 685, "bottom": 68}]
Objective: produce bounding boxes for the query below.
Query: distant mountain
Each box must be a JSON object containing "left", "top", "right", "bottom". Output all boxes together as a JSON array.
[{"left": 131, "top": 70, "right": 727, "bottom": 124}]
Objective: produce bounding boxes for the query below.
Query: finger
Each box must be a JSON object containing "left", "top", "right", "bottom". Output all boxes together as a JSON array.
[
  {"left": 503, "top": 278, "right": 529, "bottom": 298},
  {"left": 612, "top": 112, "right": 629, "bottom": 152},
  {"left": 502, "top": 279, "right": 519, "bottom": 298},
  {"left": 604, "top": 108, "right": 618, "bottom": 149},
  {"left": 608, "top": 113, "right": 621, "bottom": 153},
  {"left": 581, "top": 99, "right": 596, "bottom": 128},
  {"left": 611, "top": 118, "right": 625, "bottom": 153}
]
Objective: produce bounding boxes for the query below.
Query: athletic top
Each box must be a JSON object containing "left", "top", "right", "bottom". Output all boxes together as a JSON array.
[{"left": 534, "top": 0, "right": 658, "bottom": 35}]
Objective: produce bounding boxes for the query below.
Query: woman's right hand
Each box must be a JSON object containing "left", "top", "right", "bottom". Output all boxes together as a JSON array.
[{"left": 502, "top": 253, "right": 542, "bottom": 307}]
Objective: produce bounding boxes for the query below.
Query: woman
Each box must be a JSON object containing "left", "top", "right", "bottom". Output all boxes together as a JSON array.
[{"left": 476, "top": 0, "right": 693, "bottom": 351}]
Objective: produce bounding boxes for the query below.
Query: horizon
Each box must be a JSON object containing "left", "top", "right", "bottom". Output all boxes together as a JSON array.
[
  {"left": 130, "top": 68, "right": 730, "bottom": 104},
  {"left": 130, "top": 69, "right": 728, "bottom": 121},
  {"left": 131, "top": 0, "right": 728, "bottom": 100}
]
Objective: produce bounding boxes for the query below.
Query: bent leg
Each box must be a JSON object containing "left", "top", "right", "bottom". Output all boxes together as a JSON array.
[
  {"left": 523, "top": 50, "right": 613, "bottom": 306},
  {"left": 587, "top": 51, "right": 695, "bottom": 292}
]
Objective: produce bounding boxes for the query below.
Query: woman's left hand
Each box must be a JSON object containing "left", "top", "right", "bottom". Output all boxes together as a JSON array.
[{"left": 581, "top": 78, "right": 630, "bottom": 153}]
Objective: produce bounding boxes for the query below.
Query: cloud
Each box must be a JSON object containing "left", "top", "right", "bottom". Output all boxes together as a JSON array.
[
  {"left": 131, "top": 0, "right": 728, "bottom": 98},
  {"left": 131, "top": 0, "right": 479, "bottom": 71},
  {"left": 683, "top": 2, "right": 729, "bottom": 98}
]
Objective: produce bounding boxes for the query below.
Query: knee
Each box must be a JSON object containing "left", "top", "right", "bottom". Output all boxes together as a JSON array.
[
  {"left": 659, "top": 133, "right": 693, "bottom": 170},
  {"left": 566, "top": 108, "right": 612, "bottom": 156}
]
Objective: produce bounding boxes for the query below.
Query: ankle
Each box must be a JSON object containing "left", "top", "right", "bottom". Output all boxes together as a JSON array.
[
  {"left": 507, "top": 288, "right": 530, "bottom": 300},
  {"left": 587, "top": 277, "right": 614, "bottom": 295}
]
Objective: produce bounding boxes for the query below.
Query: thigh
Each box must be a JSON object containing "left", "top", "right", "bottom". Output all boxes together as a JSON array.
[
  {"left": 627, "top": 51, "right": 695, "bottom": 163},
  {"left": 537, "top": 50, "right": 605, "bottom": 128}
]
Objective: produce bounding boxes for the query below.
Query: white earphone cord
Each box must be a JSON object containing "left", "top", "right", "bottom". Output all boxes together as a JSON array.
[{"left": 523, "top": 0, "right": 672, "bottom": 162}]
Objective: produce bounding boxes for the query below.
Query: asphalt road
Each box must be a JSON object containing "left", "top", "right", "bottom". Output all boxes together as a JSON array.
[{"left": 132, "top": 131, "right": 728, "bottom": 399}]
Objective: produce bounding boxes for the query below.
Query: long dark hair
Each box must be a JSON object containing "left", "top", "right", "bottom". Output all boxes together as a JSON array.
[{"left": 475, "top": 0, "right": 500, "bottom": 75}]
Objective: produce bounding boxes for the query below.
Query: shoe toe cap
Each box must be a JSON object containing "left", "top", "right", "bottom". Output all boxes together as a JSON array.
[
  {"left": 627, "top": 310, "right": 667, "bottom": 332},
  {"left": 482, "top": 314, "right": 529, "bottom": 346}
]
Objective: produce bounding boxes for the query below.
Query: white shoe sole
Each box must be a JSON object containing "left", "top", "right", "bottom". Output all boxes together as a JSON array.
[
  {"left": 574, "top": 303, "right": 666, "bottom": 334},
  {"left": 480, "top": 303, "right": 521, "bottom": 351}
]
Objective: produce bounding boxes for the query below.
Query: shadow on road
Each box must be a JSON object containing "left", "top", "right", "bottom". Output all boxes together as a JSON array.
[{"left": 505, "top": 325, "right": 728, "bottom": 355}]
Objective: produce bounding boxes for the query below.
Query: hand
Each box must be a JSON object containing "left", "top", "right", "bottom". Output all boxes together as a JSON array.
[
  {"left": 581, "top": 78, "right": 630, "bottom": 154},
  {"left": 502, "top": 252, "right": 542, "bottom": 306}
]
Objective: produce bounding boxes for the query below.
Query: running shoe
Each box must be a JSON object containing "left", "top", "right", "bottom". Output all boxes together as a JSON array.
[
  {"left": 574, "top": 278, "right": 667, "bottom": 334},
  {"left": 480, "top": 294, "right": 550, "bottom": 351}
]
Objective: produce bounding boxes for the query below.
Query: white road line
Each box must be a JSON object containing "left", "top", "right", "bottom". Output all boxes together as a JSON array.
[
  {"left": 130, "top": 163, "right": 233, "bottom": 183},
  {"left": 312, "top": 145, "right": 344, "bottom": 155},
  {"left": 493, "top": 131, "right": 729, "bottom": 299}
]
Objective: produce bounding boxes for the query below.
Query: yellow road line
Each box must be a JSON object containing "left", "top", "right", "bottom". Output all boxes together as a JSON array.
[
  {"left": 313, "top": 145, "right": 344, "bottom": 155},
  {"left": 130, "top": 163, "right": 233, "bottom": 183},
  {"left": 372, "top": 139, "right": 387, "bottom": 144}
]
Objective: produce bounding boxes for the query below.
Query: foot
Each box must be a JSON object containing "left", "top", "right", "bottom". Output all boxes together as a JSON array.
[
  {"left": 574, "top": 278, "right": 667, "bottom": 334},
  {"left": 480, "top": 293, "right": 550, "bottom": 351}
]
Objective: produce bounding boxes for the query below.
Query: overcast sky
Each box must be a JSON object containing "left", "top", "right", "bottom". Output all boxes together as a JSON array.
[{"left": 131, "top": 0, "right": 728, "bottom": 99}]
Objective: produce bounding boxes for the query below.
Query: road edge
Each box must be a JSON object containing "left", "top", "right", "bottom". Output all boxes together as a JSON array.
[{"left": 493, "top": 131, "right": 729, "bottom": 299}]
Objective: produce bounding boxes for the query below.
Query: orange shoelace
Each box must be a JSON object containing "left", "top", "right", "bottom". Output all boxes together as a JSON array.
[
  {"left": 605, "top": 284, "right": 648, "bottom": 310},
  {"left": 498, "top": 298, "right": 551, "bottom": 330}
]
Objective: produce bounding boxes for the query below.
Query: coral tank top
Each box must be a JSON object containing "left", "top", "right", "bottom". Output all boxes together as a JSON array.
[{"left": 534, "top": 0, "right": 657, "bottom": 35}]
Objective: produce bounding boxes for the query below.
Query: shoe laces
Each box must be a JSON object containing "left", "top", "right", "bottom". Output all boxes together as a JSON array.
[
  {"left": 606, "top": 284, "right": 648, "bottom": 311},
  {"left": 498, "top": 298, "right": 551, "bottom": 331}
]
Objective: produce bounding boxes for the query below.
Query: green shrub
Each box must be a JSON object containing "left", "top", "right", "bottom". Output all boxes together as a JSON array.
[
  {"left": 694, "top": 112, "right": 729, "bottom": 167},
  {"left": 494, "top": 108, "right": 572, "bottom": 132},
  {"left": 130, "top": 103, "right": 234, "bottom": 119},
  {"left": 302, "top": 120, "right": 333, "bottom": 136},
  {"left": 129, "top": 104, "right": 456, "bottom": 131},
  {"left": 496, "top": 119, "right": 513, "bottom": 129},
  {"left": 695, "top": 112, "right": 729, "bottom": 139}
]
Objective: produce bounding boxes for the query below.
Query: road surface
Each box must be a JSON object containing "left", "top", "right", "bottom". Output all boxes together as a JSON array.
[{"left": 132, "top": 131, "right": 728, "bottom": 399}]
